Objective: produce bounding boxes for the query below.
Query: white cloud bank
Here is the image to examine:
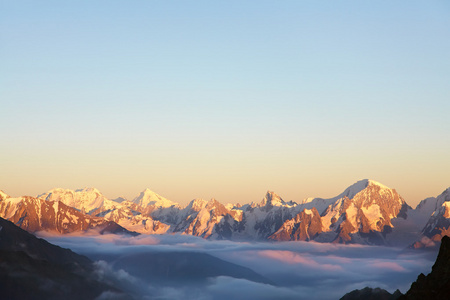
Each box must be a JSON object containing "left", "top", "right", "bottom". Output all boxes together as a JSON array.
[{"left": 40, "top": 233, "right": 437, "bottom": 300}]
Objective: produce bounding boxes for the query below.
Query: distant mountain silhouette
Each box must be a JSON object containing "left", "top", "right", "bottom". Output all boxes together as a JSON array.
[{"left": 340, "top": 287, "right": 402, "bottom": 300}]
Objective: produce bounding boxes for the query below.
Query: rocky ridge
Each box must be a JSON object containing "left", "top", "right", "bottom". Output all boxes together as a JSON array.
[
  {"left": 2, "top": 180, "right": 450, "bottom": 246},
  {"left": 399, "top": 235, "right": 450, "bottom": 299},
  {"left": 0, "top": 192, "right": 135, "bottom": 235}
]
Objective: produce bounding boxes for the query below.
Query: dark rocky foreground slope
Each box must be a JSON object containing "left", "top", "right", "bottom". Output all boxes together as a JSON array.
[
  {"left": 340, "top": 235, "right": 450, "bottom": 300},
  {"left": 398, "top": 235, "right": 450, "bottom": 300},
  {"left": 0, "top": 217, "right": 129, "bottom": 300}
]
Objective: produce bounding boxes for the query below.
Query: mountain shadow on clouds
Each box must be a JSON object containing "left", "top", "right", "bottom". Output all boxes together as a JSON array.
[{"left": 112, "top": 251, "right": 273, "bottom": 286}]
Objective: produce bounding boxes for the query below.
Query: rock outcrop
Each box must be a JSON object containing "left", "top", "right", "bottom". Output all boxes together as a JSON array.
[{"left": 399, "top": 235, "right": 450, "bottom": 300}]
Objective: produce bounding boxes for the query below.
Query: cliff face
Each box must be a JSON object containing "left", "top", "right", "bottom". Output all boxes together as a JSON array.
[
  {"left": 268, "top": 180, "right": 407, "bottom": 244},
  {"left": 340, "top": 234, "right": 450, "bottom": 300},
  {"left": 400, "top": 235, "right": 450, "bottom": 300},
  {"left": 3, "top": 181, "right": 450, "bottom": 247},
  {"left": 268, "top": 207, "right": 322, "bottom": 241},
  {"left": 0, "top": 195, "right": 136, "bottom": 235},
  {"left": 419, "top": 189, "right": 450, "bottom": 244}
]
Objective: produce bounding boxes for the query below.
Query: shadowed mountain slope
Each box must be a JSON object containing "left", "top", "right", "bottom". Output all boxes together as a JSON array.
[
  {"left": 0, "top": 217, "right": 128, "bottom": 300},
  {"left": 399, "top": 235, "right": 450, "bottom": 300}
]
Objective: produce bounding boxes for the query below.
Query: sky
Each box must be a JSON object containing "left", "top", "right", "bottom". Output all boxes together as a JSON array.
[{"left": 1, "top": 1, "right": 450, "bottom": 207}]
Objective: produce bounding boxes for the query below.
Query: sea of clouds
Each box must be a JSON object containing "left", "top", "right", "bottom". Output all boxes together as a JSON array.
[{"left": 39, "top": 232, "right": 437, "bottom": 300}]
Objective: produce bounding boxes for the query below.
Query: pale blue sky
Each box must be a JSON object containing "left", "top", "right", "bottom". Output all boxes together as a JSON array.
[{"left": 1, "top": 1, "right": 449, "bottom": 205}]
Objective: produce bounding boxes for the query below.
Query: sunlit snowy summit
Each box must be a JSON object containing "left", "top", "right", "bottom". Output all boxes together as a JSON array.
[{"left": 1, "top": 179, "right": 450, "bottom": 247}]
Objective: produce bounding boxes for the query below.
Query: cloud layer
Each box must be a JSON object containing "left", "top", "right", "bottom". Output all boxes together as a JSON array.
[{"left": 40, "top": 233, "right": 437, "bottom": 300}]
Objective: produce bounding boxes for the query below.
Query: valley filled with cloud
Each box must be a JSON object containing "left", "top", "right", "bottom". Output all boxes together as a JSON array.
[{"left": 42, "top": 233, "right": 437, "bottom": 300}]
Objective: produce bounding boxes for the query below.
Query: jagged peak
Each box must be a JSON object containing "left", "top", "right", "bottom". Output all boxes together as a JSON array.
[
  {"left": 206, "top": 198, "right": 225, "bottom": 209},
  {"left": 41, "top": 187, "right": 74, "bottom": 195},
  {"left": 132, "top": 188, "right": 177, "bottom": 208},
  {"left": 433, "top": 187, "right": 450, "bottom": 210},
  {"left": 415, "top": 197, "right": 437, "bottom": 210},
  {"left": 135, "top": 188, "right": 166, "bottom": 200},
  {"left": 367, "top": 179, "right": 391, "bottom": 189},
  {"left": 41, "top": 187, "right": 104, "bottom": 196},
  {"left": 265, "top": 190, "right": 281, "bottom": 198},
  {"left": 299, "top": 179, "right": 392, "bottom": 205},
  {"left": 416, "top": 187, "right": 450, "bottom": 213},
  {"left": 260, "top": 190, "right": 283, "bottom": 206},
  {"left": 186, "top": 198, "right": 207, "bottom": 211},
  {"left": 225, "top": 203, "right": 235, "bottom": 210},
  {"left": 191, "top": 198, "right": 207, "bottom": 204},
  {"left": 342, "top": 179, "right": 369, "bottom": 198},
  {"left": 207, "top": 198, "right": 219, "bottom": 204},
  {"left": 438, "top": 187, "right": 450, "bottom": 198},
  {"left": 338, "top": 179, "right": 392, "bottom": 200},
  {"left": 0, "top": 190, "right": 10, "bottom": 200},
  {"left": 142, "top": 187, "right": 154, "bottom": 194}
]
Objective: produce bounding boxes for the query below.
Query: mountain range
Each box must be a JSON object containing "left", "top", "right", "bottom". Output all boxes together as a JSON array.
[{"left": 1, "top": 179, "right": 450, "bottom": 247}]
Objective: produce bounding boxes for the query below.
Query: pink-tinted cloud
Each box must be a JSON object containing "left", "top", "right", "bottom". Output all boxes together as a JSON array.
[
  {"left": 125, "top": 235, "right": 160, "bottom": 245},
  {"left": 257, "top": 250, "right": 342, "bottom": 271},
  {"left": 369, "top": 261, "right": 408, "bottom": 272},
  {"left": 42, "top": 233, "right": 436, "bottom": 300}
]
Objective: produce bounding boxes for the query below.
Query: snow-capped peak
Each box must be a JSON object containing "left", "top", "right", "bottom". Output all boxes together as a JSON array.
[
  {"left": 260, "top": 191, "right": 284, "bottom": 207},
  {"left": 435, "top": 187, "right": 450, "bottom": 208},
  {"left": 367, "top": 179, "right": 390, "bottom": 189},
  {"left": 340, "top": 179, "right": 370, "bottom": 199},
  {"left": 132, "top": 188, "right": 177, "bottom": 208},
  {"left": 0, "top": 190, "right": 9, "bottom": 200},
  {"left": 37, "top": 187, "right": 108, "bottom": 214},
  {"left": 75, "top": 187, "right": 102, "bottom": 194},
  {"left": 440, "top": 187, "right": 450, "bottom": 197},
  {"left": 258, "top": 191, "right": 297, "bottom": 208},
  {"left": 186, "top": 198, "right": 208, "bottom": 211},
  {"left": 336, "top": 179, "right": 391, "bottom": 200}
]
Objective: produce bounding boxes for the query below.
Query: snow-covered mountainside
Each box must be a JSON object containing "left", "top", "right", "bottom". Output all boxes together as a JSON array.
[
  {"left": 268, "top": 180, "right": 408, "bottom": 244},
  {"left": 411, "top": 188, "right": 450, "bottom": 248},
  {"left": 269, "top": 207, "right": 322, "bottom": 241},
  {"left": 0, "top": 194, "right": 131, "bottom": 234},
  {"left": 2, "top": 180, "right": 450, "bottom": 246},
  {"left": 0, "top": 190, "right": 9, "bottom": 200},
  {"left": 36, "top": 187, "right": 170, "bottom": 234},
  {"left": 132, "top": 188, "right": 180, "bottom": 212},
  {"left": 38, "top": 187, "right": 112, "bottom": 215}
]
